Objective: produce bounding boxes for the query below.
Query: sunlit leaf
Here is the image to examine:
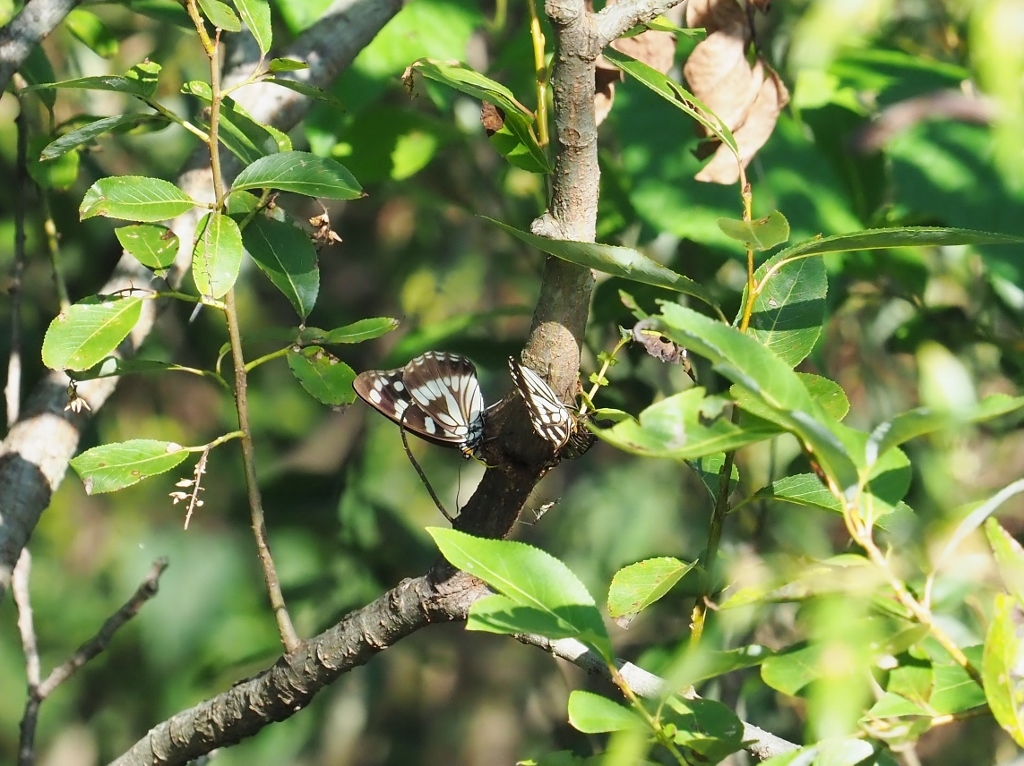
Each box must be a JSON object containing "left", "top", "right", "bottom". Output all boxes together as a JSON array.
[
  {"left": 241, "top": 215, "right": 319, "bottom": 319},
  {"left": 231, "top": 151, "right": 362, "bottom": 199},
  {"left": 607, "top": 557, "right": 695, "bottom": 622},
  {"left": 40, "top": 114, "right": 169, "bottom": 161},
  {"left": 567, "top": 691, "right": 643, "bottom": 733},
  {"left": 80, "top": 176, "right": 197, "bottom": 222},
  {"left": 192, "top": 212, "right": 243, "bottom": 299},
  {"left": 718, "top": 211, "right": 790, "bottom": 250},
  {"left": 300, "top": 318, "right": 400, "bottom": 345},
  {"left": 115, "top": 224, "right": 179, "bottom": 270},
  {"left": 287, "top": 346, "right": 356, "bottom": 406},
  {"left": 235, "top": 0, "right": 272, "bottom": 53},
  {"left": 71, "top": 439, "right": 188, "bottom": 494},
  {"left": 42, "top": 296, "right": 144, "bottom": 371}
]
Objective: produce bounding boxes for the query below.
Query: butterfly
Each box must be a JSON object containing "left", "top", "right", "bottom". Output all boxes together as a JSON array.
[
  {"left": 353, "top": 351, "right": 486, "bottom": 458},
  {"left": 508, "top": 357, "right": 579, "bottom": 452}
]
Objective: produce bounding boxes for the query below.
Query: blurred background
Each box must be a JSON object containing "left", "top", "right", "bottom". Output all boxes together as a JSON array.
[{"left": 1, "top": 0, "right": 1023, "bottom": 763}]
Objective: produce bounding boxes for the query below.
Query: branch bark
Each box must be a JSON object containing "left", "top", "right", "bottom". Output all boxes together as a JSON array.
[{"left": 0, "top": 0, "right": 82, "bottom": 93}]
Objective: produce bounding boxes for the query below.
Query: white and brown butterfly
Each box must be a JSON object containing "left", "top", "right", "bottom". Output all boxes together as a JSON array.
[
  {"left": 507, "top": 357, "right": 578, "bottom": 450},
  {"left": 353, "top": 351, "right": 486, "bottom": 457}
]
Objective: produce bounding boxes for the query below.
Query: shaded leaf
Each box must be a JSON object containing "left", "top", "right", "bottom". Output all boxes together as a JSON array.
[
  {"left": 65, "top": 9, "right": 119, "bottom": 58},
  {"left": 718, "top": 211, "right": 790, "bottom": 250},
  {"left": 300, "top": 318, "right": 399, "bottom": 345},
  {"left": 663, "top": 696, "right": 743, "bottom": 761},
  {"left": 775, "top": 227, "right": 1024, "bottom": 263},
  {"left": 567, "top": 691, "right": 643, "bottom": 733},
  {"left": 24, "top": 60, "right": 161, "bottom": 98},
  {"left": 40, "top": 113, "right": 169, "bottom": 161},
  {"left": 241, "top": 215, "right": 319, "bottom": 319}
]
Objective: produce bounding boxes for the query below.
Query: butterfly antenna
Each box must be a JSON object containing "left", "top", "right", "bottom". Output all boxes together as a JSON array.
[{"left": 400, "top": 414, "right": 454, "bottom": 523}]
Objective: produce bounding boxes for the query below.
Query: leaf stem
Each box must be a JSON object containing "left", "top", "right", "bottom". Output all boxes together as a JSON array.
[
  {"left": 525, "top": 0, "right": 549, "bottom": 147},
  {"left": 608, "top": 662, "right": 688, "bottom": 764},
  {"left": 224, "top": 290, "right": 300, "bottom": 653},
  {"left": 244, "top": 345, "right": 291, "bottom": 373},
  {"left": 184, "top": 430, "right": 245, "bottom": 452}
]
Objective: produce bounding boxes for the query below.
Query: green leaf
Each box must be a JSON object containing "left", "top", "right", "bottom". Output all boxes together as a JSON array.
[
  {"left": 984, "top": 594, "right": 1024, "bottom": 747},
  {"left": 607, "top": 557, "right": 696, "bottom": 622},
  {"left": 42, "top": 296, "right": 144, "bottom": 371},
  {"left": 744, "top": 249, "right": 828, "bottom": 367},
  {"left": 65, "top": 9, "right": 119, "bottom": 58},
  {"left": 241, "top": 215, "right": 319, "bottom": 319},
  {"left": 663, "top": 696, "right": 743, "bottom": 761},
  {"left": 287, "top": 346, "right": 356, "bottom": 406},
  {"left": 235, "top": 0, "right": 272, "bottom": 53},
  {"left": 264, "top": 77, "right": 345, "bottom": 110},
  {"left": 196, "top": 0, "right": 241, "bottom": 30},
  {"left": 428, "top": 528, "right": 610, "bottom": 658},
  {"left": 935, "top": 480, "right": 1024, "bottom": 571},
  {"left": 733, "top": 373, "right": 848, "bottom": 424},
  {"left": 24, "top": 60, "right": 161, "bottom": 98},
  {"left": 19, "top": 45, "right": 57, "bottom": 109},
  {"left": 115, "top": 224, "right": 179, "bottom": 270},
  {"left": 407, "top": 58, "right": 550, "bottom": 174},
  {"left": 754, "top": 473, "right": 842, "bottom": 514},
  {"left": 80, "top": 176, "right": 196, "bottom": 222},
  {"left": 70, "top": 439, "right": 188, "bottom": 495},
  {"left": 40, "top": 114, "right": 170, "bottom": 161},
  {"left": 866, "top": 395, "right": 1024, "bottom": 468},
  {"left": 761, "top": 644, "right": 821, "bottom": 695},
  {"left": 602, "top": 47, "right": 738, "bottom": 155},
  {"left": 929, "top": 645, "right": 985, "bottom": 715},
  {"left": 126, "top": 0, "right": 192, "bottom": 27},
  {"left": 567, "top": 691, "right": 643, "bottom": 733},
  {"left": 67, "top": 357, "right": 211, "bottom": 381},
  {"left": 192, "top": 212, "right": 243, "bottom": 299},
  {"left": 987, "top": 519, "right": 1024, "bottom": 606},
  {"left": 594, "top": 388, "right": 781, "bottom": 460},
  {"left": 718, "top": 211, "right": 790, "bottom": 250},
  {"left": 231, "top": 151, "right": 362, "bottom": 199},
  {"left": 486, "top": 218, "right": 718, "bottom": 308},
  {"left": 27, "top": 135, "right": 79, "bottom": 190},
  {"left": 269, "top": 58, "right": 308, "bottom": 72},
  {"left": 722, "top": 555, "right": 879, "bottom": 609},
  {"left": 183, "top": 81, "right": 283, "bottom": 163},
  {"left": 299, "top": 318, "right": 400, "bottom": 344},
  {"left": 669, "top": 645, "right": 773, "bottom": 687},
  {"left": 774, "top": 226, "right": 1024, "bottom": 263},
  {"left": 658, "top": 305, "right": 862, "bottom": 494},
  {"left": 867, "top": 691, "right": 929, "bottom": 718}
]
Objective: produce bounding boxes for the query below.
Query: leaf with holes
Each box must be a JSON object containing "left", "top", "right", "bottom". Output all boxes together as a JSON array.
[
  {"left": 42, "top": 295, "right": 143, "bottom": 371},
  {"left": 115, "top": 224, "right": 178, "bottom": 270},
  {"left": 71, "top": 439, "right": 188, "bottom": 494},
  {"left": 288, "top": 346, "right": 356, "bottom": 406}
]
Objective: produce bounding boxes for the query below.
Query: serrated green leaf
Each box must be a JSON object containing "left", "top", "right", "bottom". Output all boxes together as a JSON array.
[
  {"left": 929, "top": 645, "right": 985, "bottom": 715},
  {"left": 658, "top": 305, "right": 861, "bottom": 495},
  {"left": 241, "top": 215, "right": 319, "bottom": 319},
  {"left": 428, "top": 528, "right": 610, "bottom": 658},
  {"left": 743, "top": 249, "right": 828, "bottom": 367},
  {"left": 567, "top": 691, "right": 643, "bottom": 733},
  {"left": 594, "top": 388, "right": 780, "bottom": 460},
  {"left": 191, "top": 212, "right": 243, "bottom": 299},
  {"left": 40, "top": 113, "right": 169, "bottom": 161},
  {"left": 196, "top": 0, "right": 241, "bottom": 30},
  {"left": 27, "top": 134, "right": 79, "bottom": 189},
  {"left": 263, "top": 77, "right": 345, "bottom": 110},
  {"left": 115, "top": 224, "right": 179, "bottom": 270},
  {"left": 984, "top": 594, "right": 1024, "bottom": 747},
  {"left": 70, "top": 439, "right": 188, "bottom": 494},
  {"left": 287, "top": 346, "right": 356, "bottom": 406},
  {"left": 231, "top": 151, "right": 362, "bottom": 199},
  {"left": 269, "top": 58, "right": 308, "bottom": 72},
  {"left": 485, "top": 218, "right": 718, "bottom": 308},
  {"left": 25, "top": 60, "right": 161, "bottom": 98},
  {"left": 184, "top": 81, "right": 281, "bottom": 163},
  {"left": 774, "top": 226, "right": 1024, "bottom": 263},
  {"left": 718, "top": 211, "right": 790, "bottom": 250},
  {"left": 607, "top": 557, "right": 695, "bottom": 621},
  {"left": 235, "top": 0, "right": 271, "bottom": 53},
  {"left": 65, "top": 9, "right": 119, "bottom": 58},
  {"left": 299, "top": 317, "right": 399, "bottom": 345},
  {"left": 41, "top": 296, "right": 143, "bottom": 371},
  {"left": 80, "top": 176, "right": 196, "bottom": 222},
  {"left": 663, "top": 696, "right": 743, "bottom": 761}
]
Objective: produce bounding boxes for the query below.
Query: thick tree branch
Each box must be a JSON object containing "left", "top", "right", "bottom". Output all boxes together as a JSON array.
[
  {"left": 0, "top": 0, "right": 82, "bottom": 93},
  {"left": 593, "top": 0, "right": 687, "bottom": 48},
  {"left": 0, "top": 0, "right": 403, "bottom": 603},
  {"left": 110, "top": 569, "right": 491, "bottom": 766}
]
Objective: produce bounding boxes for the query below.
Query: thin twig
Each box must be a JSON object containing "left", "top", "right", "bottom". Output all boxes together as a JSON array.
[
  {"left": 224, "top": 291, "right": 300, "bottom": 653},
  {"left": 41, "top": 194, "right": 70, "bottom": 313}
]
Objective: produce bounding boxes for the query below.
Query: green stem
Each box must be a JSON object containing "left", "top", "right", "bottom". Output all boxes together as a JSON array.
[
  {"left": 184, "top": 430, "right": 245, "bottom": 452},
  {"left": 244, "top": 345, "right": 291, "bottom": 373}
]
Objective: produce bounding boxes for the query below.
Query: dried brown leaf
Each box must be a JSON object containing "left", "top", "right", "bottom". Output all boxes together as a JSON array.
[
  {"left": 686, "top": 0, "right": 747, "bottom": 36},
  {"left": 684, "top": 33, "right": 763, "bottom": 134}
]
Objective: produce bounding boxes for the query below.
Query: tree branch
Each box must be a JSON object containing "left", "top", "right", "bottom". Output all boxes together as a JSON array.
[
  {"left": 593, "top": 0, "right": 687, "bottom": 48},
  {"left": 0, "top": 0, "right": 404, "bottom": 604},
  {"left": 0, "top": 0, "right": 82, "bottom": 93}
]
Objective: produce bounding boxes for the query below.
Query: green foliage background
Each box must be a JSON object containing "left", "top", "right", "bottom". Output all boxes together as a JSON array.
[{"left": 2, "top": 0, "right": 1024, "bottom": 764}]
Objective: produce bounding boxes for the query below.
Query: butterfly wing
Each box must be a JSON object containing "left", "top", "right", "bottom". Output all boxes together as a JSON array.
[
  {"left": 508, "top": 357, "right": 574, "bottom": 449},
  {"left": 402, "top": 351, "right": 485, "bottom": 452}
]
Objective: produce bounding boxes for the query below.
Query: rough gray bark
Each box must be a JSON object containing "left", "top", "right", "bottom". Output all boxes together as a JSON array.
[{"left": 0, "top": 0, "right": 82, "bottom": 93}]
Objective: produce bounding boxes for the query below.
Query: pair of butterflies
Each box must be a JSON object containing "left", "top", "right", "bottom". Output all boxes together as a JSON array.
[{"left": 352, "top": 351, "right": 582, "bottom": 457}]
